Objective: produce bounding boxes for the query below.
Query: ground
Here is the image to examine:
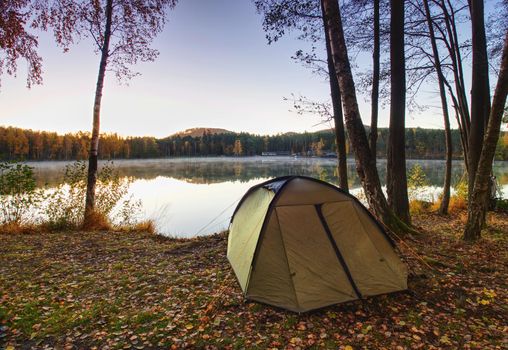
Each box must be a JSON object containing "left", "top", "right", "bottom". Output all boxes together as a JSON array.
[{"left": 0, "top": 212, "right": 507, "bottom": 350}]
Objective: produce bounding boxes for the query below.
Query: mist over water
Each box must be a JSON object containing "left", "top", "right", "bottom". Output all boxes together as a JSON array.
[{"left": 29, "top": 157, "right": 508, "bottom": 237}]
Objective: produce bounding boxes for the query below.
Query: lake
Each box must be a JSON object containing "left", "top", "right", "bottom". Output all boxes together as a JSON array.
[{"left": 29, "top": 157, "right": 508, "bottom": 237}]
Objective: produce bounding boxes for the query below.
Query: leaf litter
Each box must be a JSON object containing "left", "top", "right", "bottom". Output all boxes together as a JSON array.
[{"left": 0, "top": 211, "right": 507, "bottom": 349}]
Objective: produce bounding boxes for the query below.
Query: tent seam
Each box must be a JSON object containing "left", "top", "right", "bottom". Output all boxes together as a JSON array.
[
  {"left": 249, "top": 177, "right": 296, "bottom": 278},
  {"left": 315, "top": 204, "right": 362, "bottom": 299},
  {"left": 244, "top": 189, "right": 275, "bottom": 295},
  {"left": 275, "top": 208, "right": 300, "bottom": 312}
]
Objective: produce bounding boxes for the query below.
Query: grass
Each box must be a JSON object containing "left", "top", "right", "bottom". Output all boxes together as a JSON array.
[
  {"left": 81, "top": 211, "right": 113, "bottom": 231},
  {"left": 0, "top": 211, "right": 507, "bottom": 349},
  {"left": 0, "top": 215, "right": 157, "bottom": 236}
]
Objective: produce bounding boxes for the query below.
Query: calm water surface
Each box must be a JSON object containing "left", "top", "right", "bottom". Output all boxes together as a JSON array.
[{"left": 29, "top": 157, "right": 508, "bottom": 237}]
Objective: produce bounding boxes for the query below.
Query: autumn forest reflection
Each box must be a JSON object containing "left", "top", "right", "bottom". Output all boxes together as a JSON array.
[{"left": 30, "top": 157, "right": 508, "bottom": 189}]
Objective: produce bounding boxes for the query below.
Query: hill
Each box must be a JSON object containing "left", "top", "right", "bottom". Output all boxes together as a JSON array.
[{"left": 170, "top": 127, "right": 232, "bottom": 138}]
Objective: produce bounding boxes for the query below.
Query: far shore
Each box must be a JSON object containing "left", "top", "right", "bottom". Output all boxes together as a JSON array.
[{"left": 18, "top": 155, "right": 508, "bottom": 164}]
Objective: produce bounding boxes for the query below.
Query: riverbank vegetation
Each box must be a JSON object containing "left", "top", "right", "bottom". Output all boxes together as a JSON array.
[
  {"left": 0, "top": 161, "right": 150, "bottom": 235},
  {"left": 1, "top": 211, "right": 507, "bottom": 349}
]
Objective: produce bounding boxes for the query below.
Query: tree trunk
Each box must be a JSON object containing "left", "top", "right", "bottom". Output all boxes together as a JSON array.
[
  {"left": 84, "top": 0, "right": 113, "bottom": 225},
  {"left": 321, "top": 0, "right": 349, "bottom": 192},
  {"left": 370, "top": 0, "right": 380, "bottom": 159},
  {"left": 468, "top": 0, "right": 491, "bottom": 203},
  {"left": 387, "top": 0, "right": 410, "bottom": 224},
  {"left": 422, "top": 0, "right": 453, "bottom": 215},
  {"left": 441, "top": 0, "right": 470, "bottom": 160},
  {"left": 464, "top": 31, "right": 508, "bottom": 241},
  {"left": 321, "top": 0, "right": 413, "bottom": 235},
  {"left": 443, "top": 78, "right": 469, "bottom": 170}
]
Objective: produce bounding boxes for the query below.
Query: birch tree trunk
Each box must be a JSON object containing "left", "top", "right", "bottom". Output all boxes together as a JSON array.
[
  {"left": 84, "top": 0, "right": 113, "bottom": 225},
  {"left": 321, "top": 0, "right": 413, "bottom": 235},
  {"left": 321, "top": 0, "right": 349, "bottom": 192},
  {"left": 464, "top": 31, "right": 508, "bottom": 241},
  {"left": 422, "top": 0, "right": 453, "bottom": 215},
  {"left": 387, "top": 0, "right": 410, "bottom": 224}
]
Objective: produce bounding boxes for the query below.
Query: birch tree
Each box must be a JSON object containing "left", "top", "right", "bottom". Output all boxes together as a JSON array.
[{"left": 42, "top": 0, "right": 178, "bottom": 226}]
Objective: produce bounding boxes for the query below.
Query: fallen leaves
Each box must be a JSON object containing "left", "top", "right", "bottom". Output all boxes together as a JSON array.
[{"left": 0, "top": 212, "right": 507, "bottom": 349}]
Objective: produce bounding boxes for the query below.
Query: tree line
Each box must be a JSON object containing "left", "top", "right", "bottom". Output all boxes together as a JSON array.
[{"left": 3, "top": 125, "right": 505, "bottom": 161}]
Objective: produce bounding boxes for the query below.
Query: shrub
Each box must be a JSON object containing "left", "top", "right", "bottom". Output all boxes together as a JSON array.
[
  {"left": 409, "top": 199, "right": 432, "bottom": 215},
  {"left": 0, "top": 162, "right": 43, "bottom": 226},
  {"left": 407, "top": 164, "right": 429, "bottom": 201},
  {"left": 496, "top": 198, "right": 508, "bottom": 212},
  {"left": 43, "top": 161, "right": 136, "bottom": 230},
  {"left": 0, "top": 161, "right": 147, "bottom": 233},
  {"left": 446, "top": 173, "right": 468, "bottom": 213},
  {"left": 116, "top": 196, "right": 143, "bottom": 226},
  {"left": 454, "top": 174, "right": 468, "bottom": 202}
]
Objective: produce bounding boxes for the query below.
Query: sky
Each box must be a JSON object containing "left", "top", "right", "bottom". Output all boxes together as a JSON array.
[{"left": 0, "top": 0, "right": 501, "bottom": 138}]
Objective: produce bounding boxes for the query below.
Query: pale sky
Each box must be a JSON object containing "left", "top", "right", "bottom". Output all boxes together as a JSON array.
[{"left": 0, "top": 0, "right": 501, "bottom": 138}]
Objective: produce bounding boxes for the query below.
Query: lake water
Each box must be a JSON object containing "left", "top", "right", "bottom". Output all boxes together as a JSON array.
[{"left": 29, "top": 157, "right": 508, "bottom": 237}]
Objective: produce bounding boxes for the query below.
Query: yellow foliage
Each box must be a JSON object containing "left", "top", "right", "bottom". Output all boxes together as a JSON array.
[
  {"left": 409, "top": 199, "right": 431, "bottom": 214},
  {"left": 116, "top": 220, "right": 156, "bottom": 234},
  {"left": 448, "top": 195, "right": 467, "bottom": 213},
  {"left": 81, "top": 211, "right": 112, "bottom": 231},
  {"left": 0, "top": 222, "right": 46, "bottom": 235}
]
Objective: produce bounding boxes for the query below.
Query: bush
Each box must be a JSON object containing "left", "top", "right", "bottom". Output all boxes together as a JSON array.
[
  {"left": 454, "top": 174, "right": 468, "bottom": 202},
  {"left": 409, "top": 199, "right": 432, "bottom": 215},
  {"left": 43, "top": 161, "right": 139, "bottom": 230},
  {"left": 495, "top": 198, "right": 508, "bottom": 212},
  {"left": 0, "top": 161, "right": 147, "bottom": 233},
  {"left": 0, "top": 162, "right": 43, "bottom": 226},
  {"left": 445, "top": 173, "right": 468, "bottom": 213},
  {"left": 407, "top": 164, "right": 429, "bottom": 201}
]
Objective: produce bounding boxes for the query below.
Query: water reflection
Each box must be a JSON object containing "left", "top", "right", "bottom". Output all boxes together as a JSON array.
[
  {"left": 28, "top": 157, "right": 508, "bottom": 237},
  {"left": 30, "top": 157, "right": 508, "bottom": 187}
]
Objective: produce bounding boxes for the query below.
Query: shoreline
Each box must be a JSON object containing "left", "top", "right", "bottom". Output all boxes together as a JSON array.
[{"left": 17, "top": 155, "right": 506, "bottom": 163}]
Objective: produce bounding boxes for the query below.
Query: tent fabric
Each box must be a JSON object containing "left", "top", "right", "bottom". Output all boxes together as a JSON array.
[
  {"left": 227, "top": 186, "right": 275, "bottom": 291},
  {"left": 227, "top": 176, "right": 408, "bottom": 312}
]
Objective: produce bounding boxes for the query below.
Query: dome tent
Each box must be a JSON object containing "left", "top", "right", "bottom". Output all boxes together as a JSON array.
[{"left": 227, "top": 176, "right": 407, "bottom": 312}]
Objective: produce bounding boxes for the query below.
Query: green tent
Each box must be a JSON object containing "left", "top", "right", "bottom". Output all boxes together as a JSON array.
[{"left": 227, "top": 176, "right": 407, "bottom": 312}]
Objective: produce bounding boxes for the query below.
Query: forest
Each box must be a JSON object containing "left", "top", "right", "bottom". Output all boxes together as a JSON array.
[{"left": 2, "top": 125, "right": 507, "bottom": 160}]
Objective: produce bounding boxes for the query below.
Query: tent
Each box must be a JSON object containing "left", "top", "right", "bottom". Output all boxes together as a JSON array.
[{"left": 227, "top": 176, "right": 407, "bottom": 312}]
